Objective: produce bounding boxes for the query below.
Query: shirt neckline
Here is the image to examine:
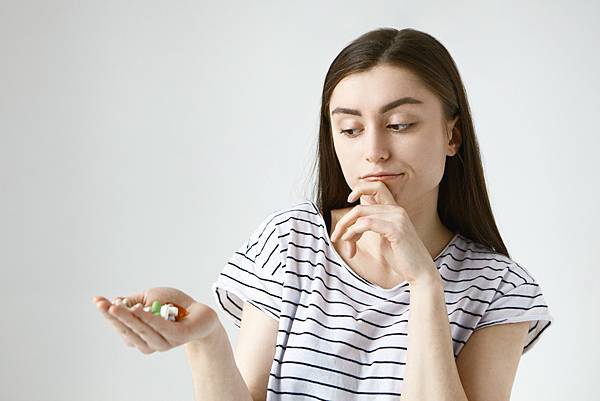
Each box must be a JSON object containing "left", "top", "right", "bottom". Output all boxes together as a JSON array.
[{"left": 309, "top": 200, "right": 459, "bottom": 293}]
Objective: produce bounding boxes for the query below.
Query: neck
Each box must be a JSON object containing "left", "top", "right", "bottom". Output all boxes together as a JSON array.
[{"left": 398, "top": 186, "right": 454, "bottom": 259}]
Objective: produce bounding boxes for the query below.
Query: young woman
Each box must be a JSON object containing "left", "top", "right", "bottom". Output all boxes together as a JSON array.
[{"left": 94, "top": 27, "right": 553, "bottom": 401}]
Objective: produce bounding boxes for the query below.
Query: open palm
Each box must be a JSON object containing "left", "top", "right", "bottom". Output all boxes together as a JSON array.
[{"left": 93, "top": 286, "right": 218, "bottom": 354}]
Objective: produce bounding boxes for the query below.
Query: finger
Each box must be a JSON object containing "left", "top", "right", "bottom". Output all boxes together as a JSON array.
[
  {"left": 109, "top": 304, "right": 172, "bottom": 352},
  {"left": 348, "top": 180, "right": 396, "bottom": 205},
  {"left": 94, "top": 295, "right": 113, "bottom": 304},
  {"left": 95, "top": 298, "right": 144, "bottom": 349},
  {"left": 341, "top": 217, "right": 371, "bottom": 259},
  {"left": 331, "top": 205, "right": 364, "bottom": 242},
  {"left": 95, "top": 295, "right": 134, "bottom": 311},
  {"left": 331, "top": 205, "right": 387, "bottom": 242},
  {"left": 341, "top": 216, "right": 396, "bottom": 245},
  {"left": 348, "top": 191, "right": 377, "bottom": 205},
  {"left": 340, "top": 216, "right": 373, "bottom": 242},
  {"left": 111, "top": 292, "right": 147, "bottom": 308},
  {"left": 94, "top": 298, "right": 149, "bottom": 350},
  {"left": 348, "top": 238, "right": 357, "bottom": 259}
]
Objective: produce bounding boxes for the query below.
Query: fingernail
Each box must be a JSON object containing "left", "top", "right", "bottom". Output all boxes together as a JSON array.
[{"left": 347, "top": 192, "right": 354, "bottom": 202}]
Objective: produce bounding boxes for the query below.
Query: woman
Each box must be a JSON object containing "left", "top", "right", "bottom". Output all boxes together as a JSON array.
[{"left": 93, "top": 27, "right": 553, "bottom": 401}]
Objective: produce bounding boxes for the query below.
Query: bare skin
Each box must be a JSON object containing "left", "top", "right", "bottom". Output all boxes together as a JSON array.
[
  {"left": 328, "top": 207, "right": 454, "bottom": 289},
  {"left": 93, "top": 287, "right": 219, "bottom": 354},
  {"left": 327, "top": 63, "right": 461, "bottom": 288}
]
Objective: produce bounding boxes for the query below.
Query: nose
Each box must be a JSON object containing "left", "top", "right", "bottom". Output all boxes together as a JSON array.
[{"left": 364, "top": 125, "right": 391, "bottom": 163}]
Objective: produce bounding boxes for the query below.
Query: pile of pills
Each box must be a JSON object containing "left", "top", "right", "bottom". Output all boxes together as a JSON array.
[{"left": 118, "top": 298, "right": 188, "bottom": 322}]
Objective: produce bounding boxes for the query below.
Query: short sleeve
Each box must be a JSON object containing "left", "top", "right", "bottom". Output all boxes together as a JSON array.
[
  {"left": 211, "top": 210, "right": 285, "bottom": 328},
  {"left": 474, "top": 262, "right": 554, "bottom": 354}
]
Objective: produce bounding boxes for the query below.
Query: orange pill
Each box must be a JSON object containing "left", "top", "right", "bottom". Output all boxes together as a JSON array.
[{"left": 170, "top": 302, "right": 188, "bottom": 322}]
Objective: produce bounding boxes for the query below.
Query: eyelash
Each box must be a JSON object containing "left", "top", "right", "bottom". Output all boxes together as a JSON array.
[{"left": 339, "top": 123, "right": 415, "bottom": 137}]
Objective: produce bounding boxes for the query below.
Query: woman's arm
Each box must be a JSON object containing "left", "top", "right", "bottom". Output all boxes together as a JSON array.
[
  {"left": 402, "top": 275, "right": 470, "bottom": 401},
  {"left": 401, "top": 274, "right": 529, "bottom": 401},
  {"left": 185, "top": 312, "right": 253, "bottom": 401}
]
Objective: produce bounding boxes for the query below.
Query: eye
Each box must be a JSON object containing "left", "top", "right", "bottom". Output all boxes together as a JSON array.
[
  {"left": 339, "top": 128, "right": 361, "bottom": 137},
  {"left": 388, "top": 123, "right": 414, "bottom": 132},
  {"left": 339, "top": 123, "right": 414, "bottom": 137}
]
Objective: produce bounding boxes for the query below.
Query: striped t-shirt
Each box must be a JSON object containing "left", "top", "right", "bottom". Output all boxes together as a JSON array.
[{"left": 211, "top": 200, "right": 554, "bottom": 400}]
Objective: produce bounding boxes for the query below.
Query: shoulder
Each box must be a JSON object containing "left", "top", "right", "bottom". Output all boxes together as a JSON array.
[
  {"left": 256, "top": 199, "right": 323, "bottom": 236},
  {"left": 439, "top": 234, "right": 538, "bottom": 290},
  {"left": 249, "top": 200, "right": 327, "bottom": 276}
]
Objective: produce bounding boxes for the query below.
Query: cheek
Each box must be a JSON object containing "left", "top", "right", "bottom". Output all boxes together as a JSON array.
[
  {"left": 332, "top": 141, "right": 356, "bottom": 183},
  {"left": 403, "top": 135, "right": 447, "bottom": 182}
]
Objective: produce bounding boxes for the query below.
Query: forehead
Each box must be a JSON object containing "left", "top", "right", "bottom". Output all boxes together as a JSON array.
[{"left": 329, "top": 65, "right": 436, "bottom": 114}]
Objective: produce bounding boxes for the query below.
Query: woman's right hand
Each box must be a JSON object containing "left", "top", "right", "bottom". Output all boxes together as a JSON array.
[{"left": 93, "top": 287, "right": 219, "bottom": 354}]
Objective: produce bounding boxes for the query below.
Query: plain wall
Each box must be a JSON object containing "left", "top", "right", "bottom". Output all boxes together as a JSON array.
[{"left": 1, "top": 0, "right": 598, "bottom": 400}]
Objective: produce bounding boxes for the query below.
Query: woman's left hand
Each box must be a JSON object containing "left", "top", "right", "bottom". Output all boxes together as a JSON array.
[{"left": 330, "top": 181, "right": 440, "bottom": 286}]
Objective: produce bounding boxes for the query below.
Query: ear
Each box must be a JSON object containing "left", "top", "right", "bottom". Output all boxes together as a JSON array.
[{"left": 445, "top": 116, "right": 462, "bottom": 157}]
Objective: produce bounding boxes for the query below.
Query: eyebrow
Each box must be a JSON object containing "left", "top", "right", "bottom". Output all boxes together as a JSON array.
[{"left": 330, "top": 96, "right": 424, "bottom": 117}]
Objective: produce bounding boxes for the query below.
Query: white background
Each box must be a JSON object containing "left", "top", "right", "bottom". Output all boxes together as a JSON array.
[{"left": 1, "top": 1, "right": 597, "bottom": 400}]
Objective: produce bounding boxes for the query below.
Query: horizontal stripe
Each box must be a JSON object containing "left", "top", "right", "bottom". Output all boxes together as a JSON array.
[
  {"left": 272, "top": 357, "right": 405, "bottom": 381},
  {"left": 268, "top": 373, "right": 402, "bottom": 396},
  {"left": 211, "top": 200, "right": 554, "bottom": 400},
  {"left": 274, "top": 344, "right": 407, "bottom": 366}
]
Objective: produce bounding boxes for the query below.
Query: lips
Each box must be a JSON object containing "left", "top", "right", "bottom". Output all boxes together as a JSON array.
[
  {"left": 362, "top": 171, "right": 404, "bottom": 179},
  {"left": 362, "top": 173, "right": 404, "bottom": 178},
  {"left": 365, "top": 174, "right": 400, "bottom": 178},
  {"left": 362, "top": 173, "right": 404, "bottom": 181}
]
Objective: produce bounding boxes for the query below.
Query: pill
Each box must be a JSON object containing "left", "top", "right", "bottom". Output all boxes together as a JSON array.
[
  {"left": 163, "top": 304, "right": 177, "bottom": 320},
  {"left": 170, "top": 303, "right": 188, "bottom": 322},
  {"left": 159, "top": 304, "right": 167, "bottom": 318},
  {"left": 159, "top": 304, "right": 171, "bottom": 320},
  {"left": 151, "top": 300, "right": 161, "bottom": 314},
  {"left": 136, "top": 301, "right": 188, "bottom": 322},
  {"left": 167, "top": 305, "right": 178, "bottom": 321}
]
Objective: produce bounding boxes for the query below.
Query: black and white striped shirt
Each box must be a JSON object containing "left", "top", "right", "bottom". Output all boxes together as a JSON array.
[{"left": 212, "top": 200, "right": 554, "bottom": 400}]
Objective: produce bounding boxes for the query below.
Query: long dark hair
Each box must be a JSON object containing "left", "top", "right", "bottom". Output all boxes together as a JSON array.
[{"left": 308, "top": 27, "right": 510, "bottom": 258}]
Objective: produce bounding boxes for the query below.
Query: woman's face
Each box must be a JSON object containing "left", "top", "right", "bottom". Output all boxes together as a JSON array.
[{"left": 328, "top": 64, "right": 460, "bottom": 209}]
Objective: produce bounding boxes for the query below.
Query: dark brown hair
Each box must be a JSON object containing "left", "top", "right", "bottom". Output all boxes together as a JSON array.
[{"left": 308, "top": 27, "right": 510, "bottom": 258}]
